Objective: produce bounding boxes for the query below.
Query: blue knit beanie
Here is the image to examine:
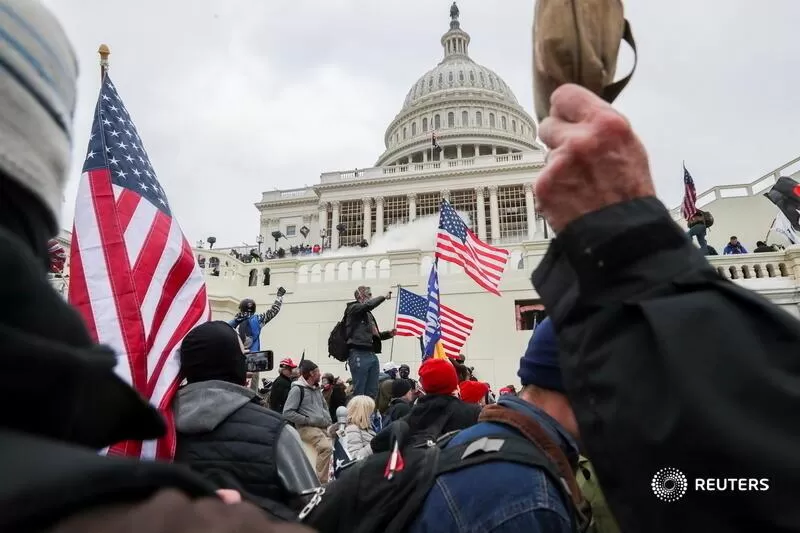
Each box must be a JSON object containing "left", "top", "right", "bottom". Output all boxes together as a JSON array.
[{"left": 517, "top": 317, "right": 564, "bottom": 392}]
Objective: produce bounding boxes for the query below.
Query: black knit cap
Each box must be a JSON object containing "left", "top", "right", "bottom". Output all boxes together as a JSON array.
[
  {"left": 179, "top": 321, "right": 247, "bottom": 385},
  {"left": 391, "top": 378, "right": 412, "bottom": 399}
]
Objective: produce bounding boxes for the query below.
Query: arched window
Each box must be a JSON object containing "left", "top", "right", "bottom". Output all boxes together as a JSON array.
[
  {"left": 458, "top": 71, "right": 464, "bottom": 83},
  {"left": 448, "top": 71, "right": 454, "bottom": 84},
  {"left": 476, "top": 111, "right": 483, "bottom": 126},
  {"left": 447, "top": 112, "right": 455, "bottom": 127},
  {"left": 512, "top": 120, "right": 517, "bottom": 133},
  {"left": 395, "top": 133, "right": 399, "bottom": 144},
  {"left": 197, "top": 256, "right": 206, "bottom": 268},
  {"left": 429, "top": 77, "right": 434, "bottom": 90},
  {"left": 422, "top": 117, "right": 428, "bottom": 132},
  {"left": 501, "top": 116, "right": 507, "bottom": 130},
  {"left": 489, "top": 76, "right": 496, "bottom": 89},
  {"left": 438, "top": 73, "right": 443, "bottom": 87},
  {"left": 403, "top": 127, "right": 407, "bottom": 140},
  {"left": 469, "top": 71, "right": 476, "bottom": 84},
  {"left": 412, "top": 122, "right": 417, "bottom": 136},
  {"left": 479, "top": 71, "right": 485, "bottom": 85},
  {"left": 248, "top": 269, "right": 258, "bottom": 287},
  {"left": 434, "top": 114, "right": 441, "bottom": 129},
  {"left": 489, "top": 113, "right": 496, "bottom": 128},
  {"left": 461, "top": 110, "right": 468, "bottom": 126},
  {"left": 262, "top": 267, "right": 270, "bottom": 286}
]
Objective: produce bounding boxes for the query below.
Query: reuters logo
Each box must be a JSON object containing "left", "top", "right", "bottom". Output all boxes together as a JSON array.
[{"left": 651, "top": 467, "right": 688, "bottom": 502}]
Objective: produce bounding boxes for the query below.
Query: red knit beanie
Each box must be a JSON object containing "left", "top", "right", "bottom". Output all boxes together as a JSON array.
[
  {"left": 459, "top": 381, "right": 489, "bottom": 404},
  {"left": 419, "top": 358, "right": 458, "bottom": 395}
]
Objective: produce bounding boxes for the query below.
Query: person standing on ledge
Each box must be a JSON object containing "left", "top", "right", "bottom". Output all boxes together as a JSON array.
[
  {"left": 345, "top": 286, "right": 395, "bottom": 399},
  {"left": 229, "top": 288, "right": 286, "bottom": 352}
]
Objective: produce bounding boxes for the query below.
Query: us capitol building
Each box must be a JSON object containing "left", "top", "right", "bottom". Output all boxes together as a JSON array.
[{"left": 54, "top": 6, "right": 800, "bottom": 387}]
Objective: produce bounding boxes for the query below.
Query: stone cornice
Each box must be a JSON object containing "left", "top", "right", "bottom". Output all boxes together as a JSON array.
[
  {"left": 254, "top": 196, "right": 320, "bottom": 210},
  {"left": 314, "top": 160, "right": 544, "bottom": 192},
  {"left": 377, "top": 131, "right": 538, "bottom": 167}
]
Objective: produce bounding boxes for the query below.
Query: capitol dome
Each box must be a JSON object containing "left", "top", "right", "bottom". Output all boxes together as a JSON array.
[{"left": 375, "top": 3, "right": 538, "bottom": 167}]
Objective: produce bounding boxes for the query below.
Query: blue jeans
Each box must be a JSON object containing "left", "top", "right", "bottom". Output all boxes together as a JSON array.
[
  {"left": 687, "top": 224, "right": 708, "bottom": 254},
  {"left": 349, "top": 349, "right": 379, "bottom": 399}
]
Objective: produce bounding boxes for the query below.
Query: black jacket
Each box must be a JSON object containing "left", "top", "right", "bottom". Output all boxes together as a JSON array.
[
  {"left": 345, "top": 297, "right": 393, "bottom": 352},
  {"left": 324, "top": 383, "right": 348, "bottom": 422},
  {"left": 371, "top": 394, "right": 480, "bottom": 453},
  {"left": 383, "top": 398, "right": 412, "bottom": 424},
  {"left": 174, "top": 380, "right": 318, "bottom": 518},
  {"left": 0, "top": 226, "right": 215, "bottom": 531},
  {"left": 269, "top": 373, "right": 293, "bottom": 413},
  {"left": 533, "top": 196, "right": 800, "bottom": 532}
]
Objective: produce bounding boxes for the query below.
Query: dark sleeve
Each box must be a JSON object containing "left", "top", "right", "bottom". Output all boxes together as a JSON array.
[
  {"left": 256, "top": 296, "right": 283, "bottom": 326},
  {"left": 391, "top": 402, "right": 411, "bottom": 421},
  {"left": 268, "top": 379, "right": 287, "bottom": 412},
  {"left": 378, "top": 330, "right": 394, "bottom": 341},
  {"left": 370, "top": 424, "right": 392, "bottom": 453},
  {"left": 346, "top": 296, "right": 387, "bottom": 316},
  {"left": 532, "top": 196, "right": 800, "bottom": 532}
]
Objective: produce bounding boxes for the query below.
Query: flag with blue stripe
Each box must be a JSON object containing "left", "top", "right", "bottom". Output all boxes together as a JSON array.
[{"left": 422, "top": 261, "right": 442, "bottom": 360}]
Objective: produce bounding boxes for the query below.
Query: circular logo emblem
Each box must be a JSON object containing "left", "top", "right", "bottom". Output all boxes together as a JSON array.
[{"left": 651, "top": 467, "right": 688, "bottom": 502}]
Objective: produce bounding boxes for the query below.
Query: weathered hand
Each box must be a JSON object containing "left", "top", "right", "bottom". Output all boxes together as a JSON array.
[{"left": 536, "top": 84, "right": 655, "bottom": 232}]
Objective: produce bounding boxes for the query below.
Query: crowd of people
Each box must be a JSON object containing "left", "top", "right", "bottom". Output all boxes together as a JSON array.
[{"left": 6, "top": 1, "right": 800, "bottom": 532}]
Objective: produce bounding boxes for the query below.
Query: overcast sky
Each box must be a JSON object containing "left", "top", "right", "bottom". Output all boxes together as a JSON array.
[{"left": 44, "top": 0, "right": 800, "bottom": 247}]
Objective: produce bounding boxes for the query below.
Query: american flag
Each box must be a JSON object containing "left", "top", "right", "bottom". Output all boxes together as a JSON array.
[
  {"left": 681, "top": 165, "right": 698, "bottom": 220},
  {"left": 431, "top": 131, "right": 442, "bottom": 153},
  {"left": 435, "top": 199, "right": 510, "bottom": 295},
  {"left": 68, "top": 75, "right": 210, "bottom": 460},
  {"left": 395, "top": 287, "right": 474, "bottom": 358}
]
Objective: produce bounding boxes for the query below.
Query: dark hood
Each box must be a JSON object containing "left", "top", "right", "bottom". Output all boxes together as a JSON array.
[
  {"left": 0, "top": 227, "right": 164, "bottom": 449},
  {"left": 175, "top": 380, "right": 256, "bottom": 433}
]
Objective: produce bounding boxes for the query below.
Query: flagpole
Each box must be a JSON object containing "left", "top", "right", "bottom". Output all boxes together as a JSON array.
[
  {"left": 388, "top": 284, "right": 401, "bottom": 361},
  {"left": 98, "top": 44, "right": 110, "bottom": 81}
]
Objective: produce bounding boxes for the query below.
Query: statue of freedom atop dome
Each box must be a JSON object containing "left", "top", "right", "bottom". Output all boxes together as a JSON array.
[{"left": 450, "top": 2, "right": 460, "bottom": 20}]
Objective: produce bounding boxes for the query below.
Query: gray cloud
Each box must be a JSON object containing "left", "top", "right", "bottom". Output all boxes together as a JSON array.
[{"left": 44, "top": 0, "right": 800, "bottom": 246}]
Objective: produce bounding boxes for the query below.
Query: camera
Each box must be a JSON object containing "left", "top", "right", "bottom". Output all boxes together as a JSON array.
[{"left": 246, "top": 350, "right": 274, "bottom": 372}]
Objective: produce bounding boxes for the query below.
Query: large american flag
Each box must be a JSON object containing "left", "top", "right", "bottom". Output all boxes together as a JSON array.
[
  {"left": 435, "top": 199, "right": 509, "bottom": 295},
  {"left": 68, "top": 75, "right": 210, "bottom": 460},
  {"left": 395, "top": 287, "right": 475, "bottom": 358},
  {"left": 681, "top": 164, "right": 698, "bottom": 220}
]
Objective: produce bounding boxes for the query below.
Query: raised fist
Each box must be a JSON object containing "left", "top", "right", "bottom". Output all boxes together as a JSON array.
[
  {"left": 277, "top": 287, "right": 286, "bottom": 297},
  {"left": 536, "top": 84, "right": 655, "bottom": 232}
]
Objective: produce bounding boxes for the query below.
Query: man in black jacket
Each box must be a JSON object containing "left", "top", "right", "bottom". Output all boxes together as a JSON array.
[
  {"left": 269, "top": 357, "right": 298, "bottom": 413},
  {"left": 345, "top": 286, "right": 396, "bottom": 399},
  {"left": 533, "top": 83, "right": 800, "bottom": 532},
  {"left": 175, "top": 322, "right": 319, "bottom": 518}
]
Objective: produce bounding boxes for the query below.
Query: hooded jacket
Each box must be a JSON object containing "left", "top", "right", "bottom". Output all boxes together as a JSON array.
[
  {"left": 283, "top": 378, "right": 332, "bottom": 429},
  {"left": 175, "top": 380, "right": 318, "bottom": 518}
]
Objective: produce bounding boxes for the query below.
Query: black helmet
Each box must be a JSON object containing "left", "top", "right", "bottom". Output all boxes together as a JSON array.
[
  {"left": 399, "top": 364, "right": 410, "bottom": 371},
  {"left": 239, "top": 298, "right": 256, "bottom": 314}
]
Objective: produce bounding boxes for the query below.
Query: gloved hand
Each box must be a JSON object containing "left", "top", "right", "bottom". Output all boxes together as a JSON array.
[{"left": 277, "top": 287, "right": 286, "bottom": 297}]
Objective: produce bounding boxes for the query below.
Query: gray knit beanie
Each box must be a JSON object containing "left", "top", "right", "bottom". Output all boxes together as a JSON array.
[{"left": 0, "top": 0, "right": 78, "bottom": 228}]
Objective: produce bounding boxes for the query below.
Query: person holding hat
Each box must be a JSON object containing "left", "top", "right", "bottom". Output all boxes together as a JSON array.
[
  {"left": 268, "top": 357, "right": 298, "bottom": 413},
  {"left": 371, "top": 358, "right": 480, "bottom": 453},
  {"left": 408, "top": 317, "right": 594, "bottom": 533},
  {"left": 283, "top": 360, "right": 333, "bottom": 483},
  {"left": 175, "top": 321, "right": 319, "bottom": 519}
]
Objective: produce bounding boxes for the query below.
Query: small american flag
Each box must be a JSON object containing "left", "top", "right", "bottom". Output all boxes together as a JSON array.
[
  {"left": 68, "top": 75, "right": 210, "bottom": 460},
  {"left": 395, "top": 287, "right": 474, "bottom": 358},
  {"left": 435, "top": 199, "right": 510, "bottom": 295},
  {"left": 681, "top": 165, "right": 698, "bottom": 220}
]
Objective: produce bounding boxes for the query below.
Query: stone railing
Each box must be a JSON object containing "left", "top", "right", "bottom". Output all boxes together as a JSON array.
[
  {"left": 709, "top": 252, "right": 794, "bottom": 282},
  {"left": 669, "top": 155, "right": 800, "bottom": 216},
  {"left": 320, "top": 151, "right": 542, "bottom": 183},
  {"left": 259, "top": 188, "right": 317, "bottom": 203}
]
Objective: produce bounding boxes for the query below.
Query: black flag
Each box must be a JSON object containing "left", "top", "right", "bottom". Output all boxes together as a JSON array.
[{"left": 764, "top": 177, "right": 800, "bottom": 243}]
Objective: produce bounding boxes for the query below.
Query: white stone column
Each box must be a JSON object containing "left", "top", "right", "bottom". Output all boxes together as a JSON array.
[
  {"left": 317, "top": 202, "right": 328, "bottom": 247},
  {"left": 423, "top": 150, "right": 428, "bottom": 163},
  {"left": 331, "top": 201, "right": 340, "bottom": 249},
  {"left": 375, "top": 196, "right": 384, "bottom": 237},
  {"left": 408, "top": 193, "right": 417, "bottom": 222},
  {"left": 476, "top": 187, "right": 487, "bottom": 240},
  {"left": 525, "top": 184, "right": 536, "bottom": 240},
  {"left": 488, "top": 185, "right": 500, "bottom": 243},
  {"left": 474, "top": 144, "right": 480, "bottom": 157},
  {"left": 362, "top": 197, "right": 372, "bottom": 241},
  {"left": 492, "top": 146, "right": 497, "bottom": 156},
  {"left": 456, "top": 145, "right": 462, "bottom": 159}
]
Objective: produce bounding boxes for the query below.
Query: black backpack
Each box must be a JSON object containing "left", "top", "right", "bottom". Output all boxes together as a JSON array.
[
  {"left": 303, "top": 422, "right": 586, "bottom": 533},
  {"left": 327, "top": 308, "right": 351, "bottom": 362}
]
